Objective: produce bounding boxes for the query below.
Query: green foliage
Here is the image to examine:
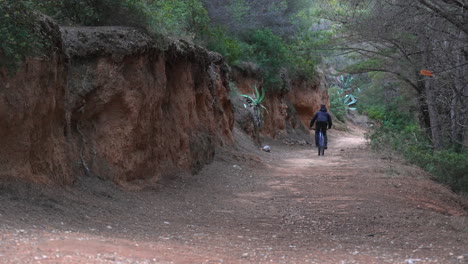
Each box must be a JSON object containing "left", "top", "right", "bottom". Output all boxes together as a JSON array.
[
  {"left": 365, "top": 105, "right": 385, "bottom": 120},
  {"left": 0, "top": 0, "right": 50, "bottom": 70},
  {"left": 226, "top": 0, "right": 251, "bottom": 24},
  {"left": 142, "top": 0, "right": 209, "bottom": 39},
  {"left": 2, "top": 0, "right": 318, "bottom": 90},
  {"left": 367, "top": 97, "right": 468, "bottom": 193},
  {"left": 34, "top": 0, "right": 209, "bottom": 41},
  {"left": 206, "top": 27, "right": 253, "bottom": 64},
  {"left": 328, "top": 87, "right": 347, "bottom": 122},
  {"left": 205, "top": 0, "right": 318, "bottom": 89},
  {"left": 2, "top": 0, "right": 319, "bottom": 92},
  {"left": 287, "top": 35, "right": 317, "bottom": 78},
  {"left": 208, "top": 27, "right": 308, "bottom": 91},
  {"left": 248, "top": 29, "right": 291, "bottom": 88},
  {"left": 430, "top": 151, "right": 468, "bottom": 192},
  {"left": 343, "top": 58, "right": 385, "bottom": 73}
]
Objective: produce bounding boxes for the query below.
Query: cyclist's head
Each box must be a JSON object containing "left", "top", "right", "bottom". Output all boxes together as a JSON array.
[{"left": 320, "top": 104, "right": 327, "bottom": 111}]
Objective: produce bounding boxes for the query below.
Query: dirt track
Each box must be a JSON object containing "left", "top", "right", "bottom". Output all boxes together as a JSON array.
[{"left": 0, "top": 128, "right": 467, "bottom": 263}]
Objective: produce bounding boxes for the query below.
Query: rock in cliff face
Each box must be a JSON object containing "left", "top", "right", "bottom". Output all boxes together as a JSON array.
[{"left": 0, "top": 25, "right": 233, "bottom": 185}]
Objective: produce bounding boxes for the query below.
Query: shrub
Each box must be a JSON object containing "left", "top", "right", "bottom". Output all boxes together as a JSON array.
[
  {"left": 247, "top": 28, "right": 291, "bottom": 89},
  {"left": 367, "top": 105, "right": 468, "bottom": 193},
  {"left": 34, "top": 0, "right": 209, "bottom": 41},
  {"left": 0, "top": 0, "right": 49, "bottom": 70},
  {"left": 366, "top": 105, "right": 385, "bottom": 121},
  {"left": 206, "top": 27, "right": 253, "bottom": 64},
  {"left": 431, "top": 151, "right": 468, "bottom": 192}
]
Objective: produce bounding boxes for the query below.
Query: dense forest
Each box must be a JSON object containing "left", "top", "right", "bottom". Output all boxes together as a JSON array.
[{"left": 1, "top": 0, "right": 467, "bottom": 192}]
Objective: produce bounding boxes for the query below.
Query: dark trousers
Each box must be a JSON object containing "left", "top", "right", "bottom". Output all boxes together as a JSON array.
[{"left": 315, "top": 121, "right": 328, "bottom": 147}]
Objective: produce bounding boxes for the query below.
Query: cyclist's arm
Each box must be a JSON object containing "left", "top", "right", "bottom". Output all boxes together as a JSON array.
[{"left": 310, "top": 113, "right": 318, "bottom": 128}]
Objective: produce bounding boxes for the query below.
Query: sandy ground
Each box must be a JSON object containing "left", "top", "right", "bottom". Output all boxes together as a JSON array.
[{"left": 0, "top": 128, "right": 467, "bottom": 264}]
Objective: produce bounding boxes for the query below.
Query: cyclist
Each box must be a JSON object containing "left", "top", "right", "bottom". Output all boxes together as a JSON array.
[{"left": 309, "top": 104, "right": 332, "bottom": 149}]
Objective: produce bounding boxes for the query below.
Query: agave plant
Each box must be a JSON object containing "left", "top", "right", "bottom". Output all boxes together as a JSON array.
[
  {"left": 240, "top": 85, "right": 268, "bottom": 128},
  {"left": 333, "top": 74, "right": 360, "bottom": 110}
]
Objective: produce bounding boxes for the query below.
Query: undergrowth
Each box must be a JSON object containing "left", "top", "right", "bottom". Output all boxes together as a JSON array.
[{"left": 367, "top": 104, "right": 468, "bottom": 193}]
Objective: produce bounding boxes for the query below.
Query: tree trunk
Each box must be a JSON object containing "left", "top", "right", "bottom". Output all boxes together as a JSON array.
[
  {"left": 417, "top": 82, "right": 432, "bottom": 137},
  {"left": 451, "top": 31, "right": 468, "bottom": 151},
  {"left": 424, "top": 79, "right": 444, "bottom": 150}
]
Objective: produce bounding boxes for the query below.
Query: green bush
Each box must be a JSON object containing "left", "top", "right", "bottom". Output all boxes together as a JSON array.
[
  {"left": 33, "top": 0, "right": 209, "bottom": 41},
  {"left": 206, "top": 27, "right": 253, "bottom": 64},
  {"left": 209, "top": 27, "right": 297, "bottom": 91},
  {"left": 140, "top": 0, "right": 209, "bottom": 40},
  {"left": 248, "top": 28, "right": 291, "bottom": 88},
  {"left": 0, "top": 0, "right": 49, "bottom": 70},
  {"left": 431, "top": 151, "right": 468, "bottom": 192},
  {"left": 366, "top": 105, "right": 385, "bottom": 121},
  {"left": 368, "top": 104, "right": 468, "bottom": 193}
]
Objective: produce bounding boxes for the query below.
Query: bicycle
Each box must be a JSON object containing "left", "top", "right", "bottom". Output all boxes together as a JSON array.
[{"left": 312, "top": 128, "right": 326, "bottom": 156}]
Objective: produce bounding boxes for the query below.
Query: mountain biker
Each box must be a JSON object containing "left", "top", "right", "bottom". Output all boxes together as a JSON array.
[{"left": 309, "top": 104, "right": 332, "bottom": 149}]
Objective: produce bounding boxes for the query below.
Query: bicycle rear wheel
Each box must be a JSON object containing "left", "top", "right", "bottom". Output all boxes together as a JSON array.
[{"left": 317, "top": 131, "right": 325, "bottom": 156}]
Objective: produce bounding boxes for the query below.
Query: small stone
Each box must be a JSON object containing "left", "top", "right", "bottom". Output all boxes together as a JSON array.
[
  {"left": 106, "top": 225, "right": 112, "bottom": 229},
  {"left": 241, "top": 253, "right": 249, "bottom": 258}
]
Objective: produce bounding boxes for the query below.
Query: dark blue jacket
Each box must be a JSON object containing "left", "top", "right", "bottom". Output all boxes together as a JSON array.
[{"left": 310, "top": 105, "right": 332, "bottom": 129}]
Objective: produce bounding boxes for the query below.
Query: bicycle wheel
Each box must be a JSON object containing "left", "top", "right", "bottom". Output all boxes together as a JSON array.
[{"left": 317, "top": 131, "right": 324, "bottom": 156}]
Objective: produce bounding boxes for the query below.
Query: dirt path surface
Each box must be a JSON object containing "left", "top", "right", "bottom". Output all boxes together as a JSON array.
[{"left": 0, "top": 129, "right": 467, "bottom": 263}]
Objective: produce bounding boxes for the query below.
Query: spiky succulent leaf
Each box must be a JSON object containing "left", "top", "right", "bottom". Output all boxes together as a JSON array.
[
  {"left": 240, "top": 94, "right": 254, "bottom": 101},
  {"left": 260, "top": 104, "right": 269, "bottom": 113},
  {"left": 257, "top": 88, "right": 266, "bottom": 104},
  {"left": 254, "top": 86, "right": 260, "bottom": 101},
  {"left": 344, "top": 94, "right": 357, "bottom": 105}
]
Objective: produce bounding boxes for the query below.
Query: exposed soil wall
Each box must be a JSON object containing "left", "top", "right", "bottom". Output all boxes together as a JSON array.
[
  {"left": 0, "top": 17, "right": 73, "bottom": 185},
  {"left": 0, "top": 25, "right": 233, "bottom": 185},
  {"left": 0, "top": 56, "right": 72, "bottom": 185},
  {"left": 0, "top": 22, "right": 327, "bottom": 186},
  {"left": 65, "top": 28, "right": 234, "bottom": 185},
  {"left": 288, "top": 78, "right": 330, "bottom": 129}
]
